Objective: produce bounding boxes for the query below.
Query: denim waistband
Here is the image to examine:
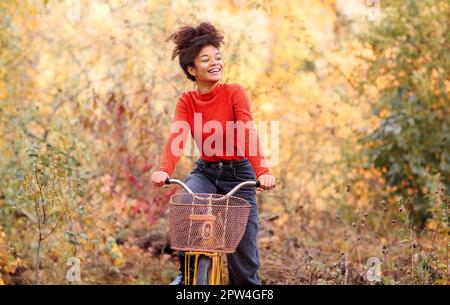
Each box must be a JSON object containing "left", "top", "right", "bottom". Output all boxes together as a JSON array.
[{"left": 198, "top": 158, "right": 250, "bottom": 169}]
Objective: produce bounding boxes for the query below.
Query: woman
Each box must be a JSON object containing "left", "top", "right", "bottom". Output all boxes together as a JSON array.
[{"left": 151, "top": 22, "right": 275, "bottom": 285}]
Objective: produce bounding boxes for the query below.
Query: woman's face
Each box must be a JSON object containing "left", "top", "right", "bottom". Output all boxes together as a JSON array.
[{"left": 188, "top": 45, "right": 224, "bottom": 82}]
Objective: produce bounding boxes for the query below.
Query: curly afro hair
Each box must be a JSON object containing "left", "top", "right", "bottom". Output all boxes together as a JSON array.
[{"left": 166, "top": 22, "right": 225, "bottom": 82}]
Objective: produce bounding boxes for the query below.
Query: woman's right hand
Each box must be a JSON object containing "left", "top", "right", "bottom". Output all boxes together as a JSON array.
[{"left": 151, "top": 171, "right": 170, "bottom": 187}]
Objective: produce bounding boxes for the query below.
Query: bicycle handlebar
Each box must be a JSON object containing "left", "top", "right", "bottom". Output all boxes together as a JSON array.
[
  {"left": 165, "top": 178, "right": 260, "bottom": 197},
  {"left": 164, "top": 178, "right": 194, "bottom": 194}
]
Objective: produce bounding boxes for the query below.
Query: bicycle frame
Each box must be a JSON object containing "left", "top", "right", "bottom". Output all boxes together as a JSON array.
[{"left": 185, "top": 251, "right": 223, "bottom": 285}]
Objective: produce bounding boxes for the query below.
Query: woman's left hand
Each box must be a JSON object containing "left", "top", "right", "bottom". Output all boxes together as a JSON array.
[{"left": 257, "top": 174, "right": 276, "bottom": 192}]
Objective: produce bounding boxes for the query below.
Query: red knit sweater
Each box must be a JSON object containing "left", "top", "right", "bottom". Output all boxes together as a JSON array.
[{"left": 158, "top": 82, "right": 270, "bottom": 178}]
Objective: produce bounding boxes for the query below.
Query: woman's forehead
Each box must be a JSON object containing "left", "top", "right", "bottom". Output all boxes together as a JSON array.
[{"left": 198, "top": 45, "right": 220, "bottom": 57}]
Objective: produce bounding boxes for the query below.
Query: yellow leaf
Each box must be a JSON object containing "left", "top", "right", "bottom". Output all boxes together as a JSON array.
[{"left": 0, "top": 81, "right": 7, "bottom": 99}]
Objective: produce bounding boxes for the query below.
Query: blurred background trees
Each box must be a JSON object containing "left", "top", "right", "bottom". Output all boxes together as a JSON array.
[
  {"left": 0, "top": 0, "right": 448, "bottom": 284},
  {"left": 356, "top": 0, "right": 449, "bottom": 225}
]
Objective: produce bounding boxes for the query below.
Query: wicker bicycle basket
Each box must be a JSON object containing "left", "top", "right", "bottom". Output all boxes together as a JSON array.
[{"left": 169, "top": 193, "right": 252, "bottom": 253}]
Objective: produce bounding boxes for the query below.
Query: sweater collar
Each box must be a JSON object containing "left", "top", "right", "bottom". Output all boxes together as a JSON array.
[{"left": 193, "top": 82, "right": 223, "bottom": 101}]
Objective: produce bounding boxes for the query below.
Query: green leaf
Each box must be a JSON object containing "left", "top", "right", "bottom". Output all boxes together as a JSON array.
[{"left": 40, "top": 155, "right": 50, "bottom": 166}]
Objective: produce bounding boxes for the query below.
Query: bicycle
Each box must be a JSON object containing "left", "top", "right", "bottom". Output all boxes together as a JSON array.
[{"left": 164, "top": 177, "right": 260, "bottom": 285}]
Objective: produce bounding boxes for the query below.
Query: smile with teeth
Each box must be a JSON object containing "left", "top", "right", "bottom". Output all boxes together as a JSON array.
[{"left": 207, "top": 67, "right": 221, "bottom": 74}]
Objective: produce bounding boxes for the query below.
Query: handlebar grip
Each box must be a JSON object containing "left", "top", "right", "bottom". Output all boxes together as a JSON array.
[
  {"left": 164, "top": 177, "right": 171, "bottom": 185},
  {"left": 255, "top": 180, "right": 261, "bottom": 188}
]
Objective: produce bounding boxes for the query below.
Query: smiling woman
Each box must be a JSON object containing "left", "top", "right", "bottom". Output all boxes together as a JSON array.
[
  {"left": 166, "top": 22, "right": 225, "bottom": 83},
  {"left": 152, "top": 21, "right": 276, "bottom": 286},
  {"left": 187, "top": 45, "right": 224, "bottom": 88}
]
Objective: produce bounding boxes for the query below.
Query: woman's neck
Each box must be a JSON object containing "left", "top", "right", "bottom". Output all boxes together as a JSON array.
[{"left": 196, "top": 80, "right": 220, "bottom": 94}]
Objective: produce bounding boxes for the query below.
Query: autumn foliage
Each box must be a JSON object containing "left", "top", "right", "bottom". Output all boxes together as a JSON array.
[{"left": 0, "top": 0, "right": 448, "bottom": 284}]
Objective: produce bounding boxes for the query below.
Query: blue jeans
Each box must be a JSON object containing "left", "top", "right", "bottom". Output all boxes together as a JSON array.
[{"left": 178, "top": 158, "right": 261, "bottom": 285}]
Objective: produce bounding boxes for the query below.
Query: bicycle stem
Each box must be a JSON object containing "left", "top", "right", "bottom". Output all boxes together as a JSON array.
[{"left": 164, "top": 178, "right": 260, "bottom": 197}]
